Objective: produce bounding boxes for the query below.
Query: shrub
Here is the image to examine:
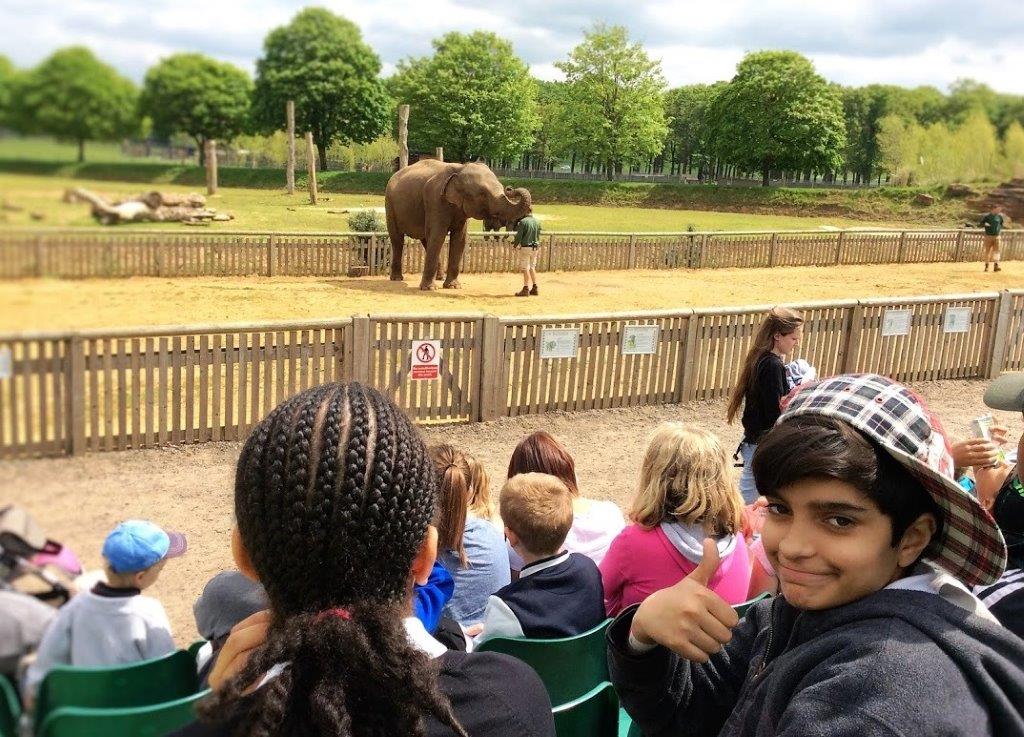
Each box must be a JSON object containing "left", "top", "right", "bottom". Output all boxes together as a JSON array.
[{"left": 347, "top": 208, "right": 385, "bottom": 232}]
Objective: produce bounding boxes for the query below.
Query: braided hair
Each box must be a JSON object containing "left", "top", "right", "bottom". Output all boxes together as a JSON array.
[{"left": 199, "top": 382, "right": 466, "bottom": 737}]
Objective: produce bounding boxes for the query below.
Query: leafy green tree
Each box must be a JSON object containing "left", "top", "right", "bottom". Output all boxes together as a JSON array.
[
  {"left": 0, "top": 55, "right": 17, "bottom": 129},
  {"left": 953, "top": 111, "right": 999, "bottom": 181},
  {"left": 663, "top": 83, "right": 721, "bottom": 177},
  {"left": 13, "top": 47, "right": 137, "bottom": 162},
  {"left": 388, "top": 31, "right": 537, "bottom": 163},
  {"left": 523, "top": 80, "right": 565, "bottom": 169},
  {"left": 1004, "top": 121, "right": 1024, "bottom": 178},
  {"left": 887, "top": 85, "right": 947, "bottom": 126},
  {"left": 842, "top": 84, "right": 901, "bottom": 183},
  {"left": 555, "top": 24, "right": 668, "bottom": 178},
  {"left": 708, "top": 51, "right": 845, "bottom": 186},
  {"left": 877, "top": 114, "right": 922, "bottom": 185},
  {"left": 252, "top": 8, "right": 390, "bottom": 170},
  {"left": 139, "top": 53, "right": 252, "bottom": 165}
]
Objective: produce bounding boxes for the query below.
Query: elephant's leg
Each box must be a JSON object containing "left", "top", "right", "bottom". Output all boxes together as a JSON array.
[
  {"left": 420, "top": 228, "right": 446, "bottom": 291},
  {"left": 385, "top": 207, "right": 405, "bottom": 281},
  {"left": 443, "top": 221, "right": 468, "bottom": 289}
]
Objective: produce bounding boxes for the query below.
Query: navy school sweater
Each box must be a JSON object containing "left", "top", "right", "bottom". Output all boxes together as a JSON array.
[{"left": 609, "top": 589, "right": 1024, "bottom": 737}]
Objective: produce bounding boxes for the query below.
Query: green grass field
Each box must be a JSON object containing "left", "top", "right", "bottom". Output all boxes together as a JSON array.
[{"left": 0, "top": 172, "right": 912, "bottom": 231}]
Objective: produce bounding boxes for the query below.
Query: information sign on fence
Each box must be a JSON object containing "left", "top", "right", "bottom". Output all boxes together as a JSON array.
[
  {"left": 411, "top": 340, "right": 441, "bottom": 380},
  {"left": 621, "top": 325, "right": 659, "bottom": 355},
  {"left": 539, "top": 328, "right": 580, "bottom": 359},
  {"left": 943, "top": 307, "right": 972, "bottom": 334},
  {"left": 881, "top": 309, "right": 913, "bottom": 337}
]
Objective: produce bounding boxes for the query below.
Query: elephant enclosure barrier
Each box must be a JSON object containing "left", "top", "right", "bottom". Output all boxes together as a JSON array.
[
  {"left": 0, "top": 228, "right": 1021, "bottom": 279},
  {"left": 3, "top": 290, "right": 1023, "bottom": 459}
]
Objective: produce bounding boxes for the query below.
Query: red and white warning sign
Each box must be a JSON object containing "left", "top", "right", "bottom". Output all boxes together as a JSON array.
[{"left": 411, "top": 340, "right": 441, "bottom": 380}]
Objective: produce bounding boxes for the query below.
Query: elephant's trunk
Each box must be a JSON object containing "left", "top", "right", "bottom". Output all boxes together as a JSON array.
[{"left": 495, "top": 186, "right": 532, "bottom": 224}]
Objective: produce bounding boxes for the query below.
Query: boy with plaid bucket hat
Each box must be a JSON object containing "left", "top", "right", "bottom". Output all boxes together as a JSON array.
[{"left": 609, "top": 374, "right": 1024, "bottom": 737}]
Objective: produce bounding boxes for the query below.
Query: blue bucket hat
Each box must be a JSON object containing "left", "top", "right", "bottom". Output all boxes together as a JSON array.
[{"left": 102, "top": 520, "right": 187, "bottom": 574}]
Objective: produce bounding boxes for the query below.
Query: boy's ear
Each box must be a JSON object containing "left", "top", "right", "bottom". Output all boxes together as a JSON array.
[
  {"left": 896, "top": 513, "right": 938, "bottom": 568},
  {"left": 504, "top": 527, "right": 520, "bottom": 550},
  {"left": 231, "top": 527, "right": 260, "bottom": 582},
  {"left": 411, "top": 525, "right": 439, "bottom": 586}
]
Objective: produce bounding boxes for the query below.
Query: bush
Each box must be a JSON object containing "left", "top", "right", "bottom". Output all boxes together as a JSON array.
[{"left": 347, "top": 208, "right": 386, "bottom": 232}]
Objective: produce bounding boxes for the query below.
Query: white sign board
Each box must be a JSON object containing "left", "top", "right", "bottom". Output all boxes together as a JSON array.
[
  {"left": 539, "top": 328, "right": 580, "bottom": 359},
  {"left": 622, "top": 325, "right": 659, "bottom": 355},
  {"left": 943, "top": 307, "right": 972, "bottom": 334},
  {"left": 0, "top": 347, "right": 10, "bottom": 380},
  {"left": 881, "top": 309, "right": 912, "bottom": 337},
  {"left": 410, "top": 340, "right": 441, "bottom": 380}
]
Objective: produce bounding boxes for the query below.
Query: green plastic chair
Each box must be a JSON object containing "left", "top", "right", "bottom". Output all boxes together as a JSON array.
[
  {"left": 477, "top": 619, "right": 612, "bottom": 706},
  {"left": 37, "top": 688, "right": 209, "bottom": 737},
  {"left": 34, "top": 650, "right": 199, "bottom": 730},
  {"left": 186, "top": 640, "right": 208, "bottom": 662},
  {"left": 552, "top": 682, "right": 619, "bottom": 737},
  {"left": 734, "top": 592, "right": 772, "bottom": 618},
  {"left": 618, "top": 707, "right": 635, "bottom": 737},
  {"left": 1, "top": 676, "right": 20, "bottom": 737}
]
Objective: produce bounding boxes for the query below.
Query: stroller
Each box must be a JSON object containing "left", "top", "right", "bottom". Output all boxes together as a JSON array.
[{"left": 0, "top": 505, "right": 82, "bottom": 607}]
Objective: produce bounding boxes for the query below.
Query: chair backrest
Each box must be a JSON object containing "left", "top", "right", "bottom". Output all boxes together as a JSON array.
[
  {"left": 477, "top": 619, "right": 612, "bottom": 706},
  {"left": 35, "top": 650, "right": 199, "bottom": 727},
  {"left": 1, "top": 676, "right": 20, "bottom": 737},
  {"left": 734, "top": 592, "right": 771, "bottom": 618},
  {"left": 552, "top": 682, "right": 618, "bottom": 737},
  {"left": 37, "top": 689, "right": 209, "bottom": 737},
  {"left": 186, "top": 640, "right": 208, "bottom": 661}
]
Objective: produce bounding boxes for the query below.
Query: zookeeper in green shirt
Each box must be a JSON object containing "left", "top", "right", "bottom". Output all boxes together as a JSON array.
[
  {"left": 980, "top": 204, "right": 1008, "bottom": 273},
  {"left": 512, "top": 211, "right": 542, "bottom": 297}
]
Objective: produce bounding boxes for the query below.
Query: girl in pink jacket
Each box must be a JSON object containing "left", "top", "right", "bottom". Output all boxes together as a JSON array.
[{"left": 600, "top": 423, "right": 751, "bottom": 616}]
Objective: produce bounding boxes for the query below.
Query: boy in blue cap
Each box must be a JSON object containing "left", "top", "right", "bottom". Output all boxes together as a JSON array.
[{"left": 24, "top": 520, "right": 186, "bottom": 698}]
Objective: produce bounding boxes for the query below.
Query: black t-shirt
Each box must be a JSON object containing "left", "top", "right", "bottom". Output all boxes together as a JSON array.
[
  {"left": 976, "top": 568, "right": 1024, "bottom": 641},
  {"left": 168, "top": 650, "right": 554, "bottom": 737},
  {"left": 991, "top": 468, "right": 1024, "bottom": 569},
  {"left": 740, "top": 352, "right": 789, "bottom": 444}
]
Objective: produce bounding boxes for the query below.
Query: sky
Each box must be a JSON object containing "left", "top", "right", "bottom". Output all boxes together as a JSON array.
[{"left": 1, "top": 0, "right": 1022, "bottom": 94}]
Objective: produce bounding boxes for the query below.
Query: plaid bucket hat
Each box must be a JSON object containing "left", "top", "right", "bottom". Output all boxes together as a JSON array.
[{"left": 776, "top": 373, "right": 1006, "bottom": 587}]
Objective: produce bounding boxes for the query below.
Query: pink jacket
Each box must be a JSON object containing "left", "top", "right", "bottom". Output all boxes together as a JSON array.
[{"left": 599, "top": 523, "right": 752, "bottom": 616}]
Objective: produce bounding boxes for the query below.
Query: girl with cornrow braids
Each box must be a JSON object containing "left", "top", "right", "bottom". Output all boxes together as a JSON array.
[
  {"left": 173, "top": 383, "right": 554, "bottom": 737},
  {"left": 431, "top": 445, "right": 511, "bottom": 626}
]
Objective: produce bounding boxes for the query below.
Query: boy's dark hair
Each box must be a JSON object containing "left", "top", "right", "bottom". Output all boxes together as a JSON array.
[
  {"left": 753, "top": 415, "right": 943, "bottom": 547},
  {"left": 199, "top": 382, "right": 466, "bottom": 737}
]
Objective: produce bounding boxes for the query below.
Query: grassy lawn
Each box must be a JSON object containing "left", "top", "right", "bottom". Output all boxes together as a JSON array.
[{"left": 0, "top": 172, "right": 911, "bottom": 232}]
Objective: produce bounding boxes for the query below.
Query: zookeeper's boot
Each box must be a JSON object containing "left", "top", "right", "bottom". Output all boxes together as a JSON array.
[
  {"left": 515, "top": 286, "right": 530, "bottom": 297},
  {"left": 994, "top": 263, "right": 1002, "bottom": 272},
  {"left": 530, "top": 284, "right": 539, "bottom": 296}
]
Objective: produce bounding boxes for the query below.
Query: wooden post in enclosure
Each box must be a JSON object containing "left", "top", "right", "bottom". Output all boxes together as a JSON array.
[
  {"left": 477, "top": 315, "right": 504, "bottom": 421},
  {"left": 989, "top": 290, "right": 1015, "bottom": 377},
  {"left": 305, "top": 132, "right": 318, "bottom": 206},
  {"left": 204, "top": 139, "right": 218, "bottom": 195},
  {"left": 286, "top": 100, "right": 296, "bottom": 194},
  {"left": 435, "top": 147, "right": 444, "bottom": 162},
  {"left": 398, "top": 104, "right": 410, "bottom": 169}
]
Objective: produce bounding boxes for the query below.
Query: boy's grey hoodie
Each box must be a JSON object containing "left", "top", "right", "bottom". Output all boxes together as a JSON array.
[{"left": 609, "top": 588, "right": 1024, "bottom": 737}]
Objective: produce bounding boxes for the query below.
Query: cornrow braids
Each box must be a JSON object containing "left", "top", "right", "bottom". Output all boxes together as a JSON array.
[{"left": 200, "top": 382, "right": 465, "bottom": 737}]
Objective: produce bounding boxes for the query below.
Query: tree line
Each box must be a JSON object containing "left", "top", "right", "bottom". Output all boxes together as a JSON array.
[{"left": 1, "top": 7, "right": 1022, "bottom": 186}]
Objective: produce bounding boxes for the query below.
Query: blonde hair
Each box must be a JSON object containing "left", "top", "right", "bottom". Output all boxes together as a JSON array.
[
  {"left": 629, "top": 423, "right": 743, "bottom": 535},
  {"left": 726, "top": 306, "right": 803, "bottom": 424},
  {"left": 465, "top": 452, "right": 493, "bottom": 520},
  {"left": 500, "top": 473, "right": 574, "bottom": 556},
  {"left": 429, "top": 444, "right": 471, "bottom": 567}
]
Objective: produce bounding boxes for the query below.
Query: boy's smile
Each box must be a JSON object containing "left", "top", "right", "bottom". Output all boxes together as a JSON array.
[{"left": 762, "top": 478, "right": 910, "bottom": 611}]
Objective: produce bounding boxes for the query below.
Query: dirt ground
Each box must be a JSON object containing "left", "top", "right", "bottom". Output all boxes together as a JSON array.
[
  {"left": 2, "top": 261, "right": 1021, "bottom": 332},
  {"left": 3, "top": 378, "right": 1020, "bottom": 645}
]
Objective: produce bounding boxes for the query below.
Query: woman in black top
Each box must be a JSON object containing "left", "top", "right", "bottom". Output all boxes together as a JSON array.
[
  {"left": 171, "top": 382, "right": 554, "bottom": 737},
  {"left": 726, "top": 307, "right": 803, "bottom": 504}
]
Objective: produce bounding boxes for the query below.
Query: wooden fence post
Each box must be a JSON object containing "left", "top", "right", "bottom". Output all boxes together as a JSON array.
[
  {"left": 768, "top": 232, "right": 778, "bottom": 267},
  {"left": 369, "top": 233, "right": 378, "bottom": 275},
  {"left": 349, "top": 316, "right": 371, "bottom": 384},
  {"left": 306, "top": 132, "right": 318, "bottom": 205},
  {"left": 835, "top": 231, "right": 845, "bottom": 265},
  {"left": 286, "top": 100, "right": 296, "bottom": 194},
  {"left": 267, "top": 234, "right": 277, "bottom": 277},
  {"left": 954, "top": 228, "right": 966, "bottom": 262},
  {"left": 435, "top": 147, "right": 444, "bottom": 162},
  {"left": 696, "top": 234, "right": 708, "bottom": 269},
  {"left": 34, "top": 235, "right": 44, "bottom": 277},
  {"left": 477, "top": 315, "right": 504, "bottom": 421},
  {"left": 627, "top": 234, "right": 637, "bottom": 269},
  {"left": 205, "top": 139, "right": 218, "bottom": 195},
  {"left": 988, "top": 290, "right": 1015, "bottom": 378},
  {"left": 676, "top": 311, "right": 700, "bottom": 403},
  {"left": 398, "top": 105, "right": 410, "bottom": 169},
  {"left": 65, "top": 335, "right": 85, "bottom": 456},
  {"left": 897, "top": 231, "right": 907, "bottom": 263},
  {"left": 842, "top": 303, "right": 865, "bottom": 373},
  {"left": 545, "top": 234, "right": 556, "bottom": 272}
]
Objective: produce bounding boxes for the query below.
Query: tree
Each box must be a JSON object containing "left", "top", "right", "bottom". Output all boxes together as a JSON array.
[
  {"left": 139, "top": 53, "right": 252, "bottom": 165},
  {"left": 663, "top": 83, "right": 721, "bottom": 178},
  {"left": 842, "top": 84, "right": 901, "bottom": 183},
  {"left": 13, "top": 47, "right": 137, "bottom": 162},
  {"left": 555, "top": 24, "right": 668, "bottom": 178},
  {"left": 876, "top": 114, "right": 921, "bottom": 185},
  {"left": 708, "top": 51, "right": 845, "bottom": 186},
  {"left": 885, "top": 85, "right": 946, "bottom": 126},
  {"left": 0, "top": 55, "right": 17, "bottom": 129},
  {"left": 251, "top": 8, "right": 390, "bottom": 170},
  {"left": 388, "top": 31, "right": 537, "bottom": 163},
  {"left": 1004, "top": 121, "right": 1024, "bottom": 178}
]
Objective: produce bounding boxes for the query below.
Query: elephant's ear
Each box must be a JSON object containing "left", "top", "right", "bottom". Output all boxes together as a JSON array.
[{"left": 441, "top": 167, "right": 466, "bottom": 208}]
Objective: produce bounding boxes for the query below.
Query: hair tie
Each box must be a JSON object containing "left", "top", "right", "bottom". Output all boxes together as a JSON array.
[{"left": 318, "top": 607, "right": 352, "bottom": 621}]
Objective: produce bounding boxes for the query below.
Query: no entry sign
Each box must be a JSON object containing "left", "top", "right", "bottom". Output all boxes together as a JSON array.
[{"left": 411, "top": 340, "right": 441, "bottom": 380}]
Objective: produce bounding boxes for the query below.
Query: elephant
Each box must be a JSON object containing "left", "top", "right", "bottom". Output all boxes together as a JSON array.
[{"left": 384, "top": 160, "right": 532, "bottom": 290}]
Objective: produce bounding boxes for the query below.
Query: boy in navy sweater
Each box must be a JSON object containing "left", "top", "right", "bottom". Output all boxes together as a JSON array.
[{"left": 477, "top": 473, "right": 605, "bottom": 641}]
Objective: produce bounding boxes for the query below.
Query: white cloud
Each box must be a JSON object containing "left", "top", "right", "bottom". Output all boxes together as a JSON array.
[{"left": 0, "top": 0, "right": 1021, "bottom": 93}]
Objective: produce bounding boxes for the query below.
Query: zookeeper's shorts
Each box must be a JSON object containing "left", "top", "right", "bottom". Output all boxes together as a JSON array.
[
  {"left": 984, "top": 235, "right": 1001, "bottom": 259},
  {"left": 517, "top": 246, "right": 540, "bottom": 271}
]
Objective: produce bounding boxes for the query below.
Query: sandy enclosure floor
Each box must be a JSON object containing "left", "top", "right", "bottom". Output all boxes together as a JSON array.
[
  {"left": 2, "top": 261, "right": 1021, "bottom": 332},
  {"left": 3, "top": 378, "right": 1020, "bottom": 645}
]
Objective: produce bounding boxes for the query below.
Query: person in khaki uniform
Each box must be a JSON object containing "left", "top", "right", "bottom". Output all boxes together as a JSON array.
[
  {"left": 980, "top": 204, "right": 1008, "bottom": 273},
  {"left": 512, "top": 211, "right": 541, "bottom": 297}
]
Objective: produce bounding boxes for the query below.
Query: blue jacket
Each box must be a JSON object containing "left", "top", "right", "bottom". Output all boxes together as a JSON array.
[{"left": 414, "top": 562, "right": 454, "bottom": 634}]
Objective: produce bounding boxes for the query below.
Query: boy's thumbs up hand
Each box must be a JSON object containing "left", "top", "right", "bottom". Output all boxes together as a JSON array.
[{"left": 629, "top": 538, "right": 740, "bottom": 663}]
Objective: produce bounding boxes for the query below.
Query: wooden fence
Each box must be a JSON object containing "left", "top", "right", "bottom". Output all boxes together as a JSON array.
[
  {"left": 1, "top": 228, "right": 1021, "bottom": 279},
  {"left": 3, "top": 290, "right": 1023, "bottom": 459}
]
